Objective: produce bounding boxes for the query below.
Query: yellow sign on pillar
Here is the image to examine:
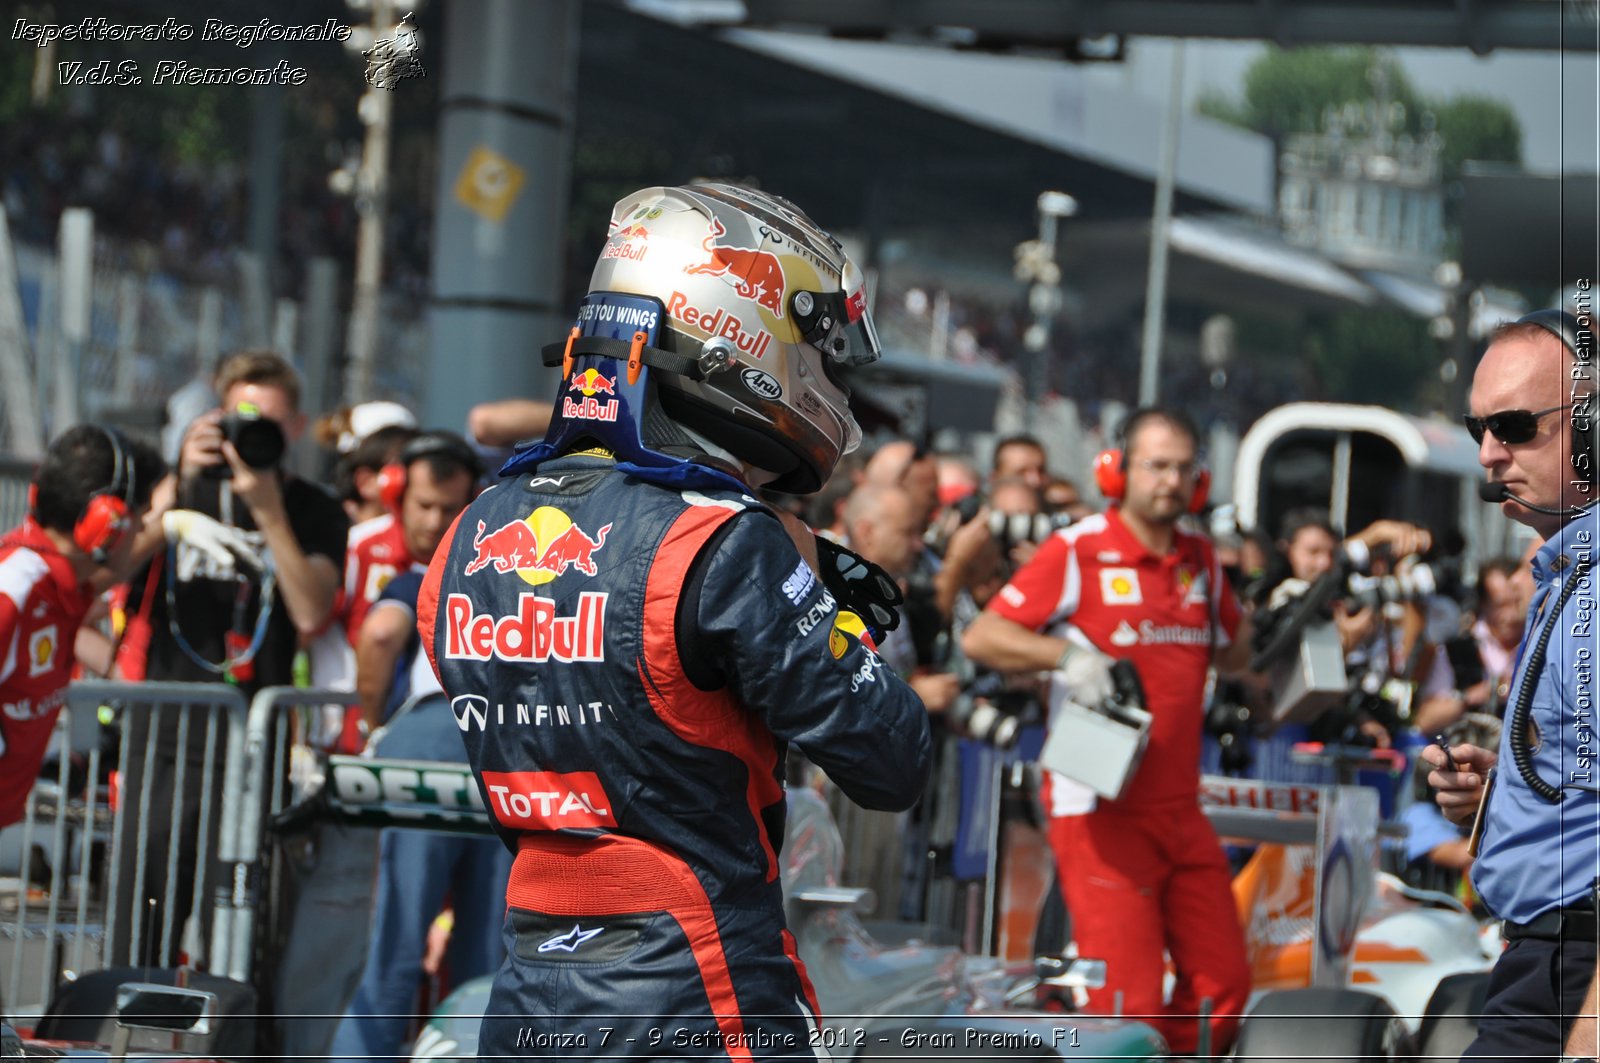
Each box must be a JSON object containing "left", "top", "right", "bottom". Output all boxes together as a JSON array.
[{"left": 453, "top": 145, "right": 525, "bottom": 223}]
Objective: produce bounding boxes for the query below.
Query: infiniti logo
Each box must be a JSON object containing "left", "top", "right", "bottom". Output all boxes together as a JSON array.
[
  {"left": 452, "top": 693, "right": 489, "bottom": 732},
  {"left": 450, "top": 694, "right": 618, "bottom": 731}
]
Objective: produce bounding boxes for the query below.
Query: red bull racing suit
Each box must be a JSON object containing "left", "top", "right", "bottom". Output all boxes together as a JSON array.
[{"left": 419, "top": 453, "right": 931, "bottom": 1059}]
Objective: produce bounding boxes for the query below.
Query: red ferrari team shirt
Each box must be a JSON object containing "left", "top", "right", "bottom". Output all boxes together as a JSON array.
[
  {"left": 988, "top": 507, "right": 1240, "bottom": 813},
  {"left": 0, "top": 521, "right": 89, "bottom": 827},
  {"left": 340, "top": 513, "right": 419, "bottom": 645}
]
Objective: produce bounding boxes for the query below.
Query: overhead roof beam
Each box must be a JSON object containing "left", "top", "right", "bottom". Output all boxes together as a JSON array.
[{"left": 626, "top": 0, "right": 1594, "bottom": 54}]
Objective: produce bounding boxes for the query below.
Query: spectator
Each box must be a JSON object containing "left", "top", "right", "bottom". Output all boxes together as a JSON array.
[
  {"left": 0, "top": 426, "right": 163, "bottom": 829},
  {"left": 111, "top": 350, "right": 349, "bottom": 968},
  {"left": 936, "top": 454, "right": 980, "bottom": 510},
  {"left": 865, "top": 438, "right": 939, "bottom": 529},
  {"left": 1042, "top": 475, "right": 1093, "bottom": 523},
  {"left": 328, "top": 452, "right": 501, "bottom": 1062},
  {"left": 991, "top": 433, "right": 1048, "bottom": 490},
  {"left": 1461, "top": 556, "right": 1529, "bottom": 717},
  {"left": 842, "top": 482, "right": 956, "bottom": 709}
]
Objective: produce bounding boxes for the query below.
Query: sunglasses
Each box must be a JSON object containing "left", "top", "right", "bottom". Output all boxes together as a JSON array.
[{"left": 1463, "top": 403, "right": 1570, "bottom": 446}]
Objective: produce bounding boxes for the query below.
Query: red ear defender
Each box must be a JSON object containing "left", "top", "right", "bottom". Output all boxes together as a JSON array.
[
  {"left": 377, "top": 462, "right": 407, "bottom": 513},
  {"left": 27, "top": 482, "right": 38, "bottom": 515},
  {"left": 74, "top": 494, "right": 130, "bottom": 563},
  {"left": 1093, "top": 449, "right": 1126, "bottom": 501},
  {"left": 1188, "top": 467, "right": 1211, "bottom": 513}
]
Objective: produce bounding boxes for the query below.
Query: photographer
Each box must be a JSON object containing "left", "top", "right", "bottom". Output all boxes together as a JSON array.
[
  {"left": 1257, "top": 509, "right": 1448, "bottom": 746},
  {"left": 111, "top": 349, "right": 349, "bottom": 968}
]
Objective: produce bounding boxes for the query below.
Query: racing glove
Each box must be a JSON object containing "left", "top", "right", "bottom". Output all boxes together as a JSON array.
[
  {"left": 814, "top": 536, "right": 902, "bottom": 644},
  {"left": 1055, "top": 641, "right": 1116, "bottom": 706},
  {"left": 162, "top": 509, "right": 266, "bottom": 573}
]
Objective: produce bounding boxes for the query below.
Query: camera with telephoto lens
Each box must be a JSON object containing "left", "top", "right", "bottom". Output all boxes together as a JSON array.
[
  {"left": 1249, "top": 549, "right": 1441, "bottom": 727},
  {"left": 204, "top": 406, "right": 287, "bottom": 477},
  {"left": 948, "top": 671, "right": 1042, "bottom": 749},
  {"left": 1343, "top": 562, "right": 1438, "bottom": 611}
]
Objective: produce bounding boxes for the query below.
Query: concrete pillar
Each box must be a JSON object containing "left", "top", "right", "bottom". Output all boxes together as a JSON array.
[{"left": 423, "top": 0, "right": 580, "bottom": 433}]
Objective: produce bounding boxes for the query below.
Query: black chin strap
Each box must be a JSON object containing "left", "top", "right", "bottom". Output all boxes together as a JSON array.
[{"left": 540, "top": 334, "right": 706, "bottom": 381}]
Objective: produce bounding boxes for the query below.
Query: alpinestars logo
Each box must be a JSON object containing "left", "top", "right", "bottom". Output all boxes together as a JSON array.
[{"left": 538, "top": 924, "right": 605, "bottom": 953}]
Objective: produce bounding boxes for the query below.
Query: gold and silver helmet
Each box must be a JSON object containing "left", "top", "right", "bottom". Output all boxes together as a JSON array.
[{"left": 586, "top": 183, "right": 879, "bottom": 494}]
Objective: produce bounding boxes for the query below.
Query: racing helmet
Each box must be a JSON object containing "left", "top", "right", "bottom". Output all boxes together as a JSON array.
[{"left": 585, "top": 183, "right": 879, "bottom": 494}]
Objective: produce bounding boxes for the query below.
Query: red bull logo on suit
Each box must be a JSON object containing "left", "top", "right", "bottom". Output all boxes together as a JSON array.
[
  {"left": 463, "top": 507, "right": 612, "bottom": 585},
  {"left": 442, "top": 591, "right": 607, "bottom": 664}
]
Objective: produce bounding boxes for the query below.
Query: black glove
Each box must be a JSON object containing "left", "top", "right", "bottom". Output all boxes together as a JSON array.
[{"left": 814, "top": 536, "right": 902, "bottom": 643}]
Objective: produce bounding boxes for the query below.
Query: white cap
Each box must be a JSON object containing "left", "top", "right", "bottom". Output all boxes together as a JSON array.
[{"left": 338, "top": 401, "right": 417, "bottom": 453}]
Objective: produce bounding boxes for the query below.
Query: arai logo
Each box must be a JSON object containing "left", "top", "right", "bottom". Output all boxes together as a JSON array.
[{"left": 741, "top": 368, "right": 782, "bottom": 400}]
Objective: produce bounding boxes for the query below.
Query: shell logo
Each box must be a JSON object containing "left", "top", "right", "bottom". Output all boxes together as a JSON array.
[
  {"left": 28, "top": 625, "right": 57, "bottom": 677},
  {"left": 1099, "top": 567, "right": 1142, "bottom": 605}
]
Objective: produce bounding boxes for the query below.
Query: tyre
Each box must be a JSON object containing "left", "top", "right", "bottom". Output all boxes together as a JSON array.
[
  {"left": 1235, "top": 987, "right": 1413, "bottom": 1062},
  {"left": 1415, "top": 971, "right": 1490, "bottom": 1061}
]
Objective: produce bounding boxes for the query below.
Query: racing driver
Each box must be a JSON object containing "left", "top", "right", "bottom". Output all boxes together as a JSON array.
[{"left": 419, "top": 183, "right": 932, "bottom": 1058}]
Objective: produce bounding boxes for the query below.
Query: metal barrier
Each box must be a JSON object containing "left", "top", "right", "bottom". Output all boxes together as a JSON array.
[
  {"left": 224, "top": 685, "right": 367, "bottom": 985},
  {"left": 1, "top": 680, "right": 247, "bottom": 1022}
]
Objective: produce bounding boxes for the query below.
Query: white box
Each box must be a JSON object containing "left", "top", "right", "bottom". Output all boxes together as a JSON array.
[
  {"left": 1268, "top": 620, "right": 1349, "bottom": 728},
  {"left": 1038, "top": 696, "right": 1153, "bottom": 801}
]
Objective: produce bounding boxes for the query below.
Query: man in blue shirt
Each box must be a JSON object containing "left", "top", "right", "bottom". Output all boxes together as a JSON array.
[{"left": 1426, "top": 308, "right": 1600, "bottom": 1063}]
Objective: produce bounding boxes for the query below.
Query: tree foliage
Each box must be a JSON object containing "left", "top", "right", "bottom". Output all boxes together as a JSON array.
[{"left": 1202, "top": 46, "right": 1523, "bottom": 175}]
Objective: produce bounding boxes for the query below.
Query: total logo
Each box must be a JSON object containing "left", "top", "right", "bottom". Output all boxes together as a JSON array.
[
  {"left": 666, "top": 290, "right": 773, "bottom": 360},
  {"left": 562, "top": 368, "right": 619, "bottom": 423},
  {"left": 463, "top": 507, "right": 612, "bottom": 585},
  {"left": 480, "top": 769, "right": 616, "bottom": 830},
  {"left": 685, "top": 217, "right": 786, "bottom": 317},
  {"left": 443, "top": 591, "right": 606, "bottom": 664}
]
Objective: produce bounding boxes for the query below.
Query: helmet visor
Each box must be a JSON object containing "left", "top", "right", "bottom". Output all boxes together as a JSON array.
[{"left": 795, "top": 281, "right": 880, "bottom": 370}]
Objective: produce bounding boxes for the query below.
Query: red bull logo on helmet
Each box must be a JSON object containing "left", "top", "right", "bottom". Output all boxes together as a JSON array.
[
  {"left": 562, "top": 368, "right": 619, "bottom": 422},
  {"left": 601, "top": 223, "right": 649, "bottom": 262},
  {"left": 442, "top": 590, "right": 607, "bottom": 664},
  {"left": 463, "top": 507, "right": 613, "bottom": 585},
  {"left": 665, "top": 290, "right": 772, "bottom": 360},
  {"left": 685, "top": 217, "right": 787, "bottom": 318}
]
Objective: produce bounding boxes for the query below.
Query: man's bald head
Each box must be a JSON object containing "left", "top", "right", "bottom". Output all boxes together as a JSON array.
[
  {"left": 863, "top": 439, "right": 936, "bottom": 527},
  {"left": 843, "top": 482, "right": 923, "bottom": 579}
]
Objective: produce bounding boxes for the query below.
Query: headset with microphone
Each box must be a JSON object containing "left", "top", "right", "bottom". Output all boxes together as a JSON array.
[{"left": 28, "top": 426, "right": 138, "bottom": 564}]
